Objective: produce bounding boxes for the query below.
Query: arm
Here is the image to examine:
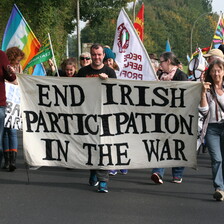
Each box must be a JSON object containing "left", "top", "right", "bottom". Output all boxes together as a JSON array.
[{"left": 200, "top": 82, "right": 211, "bottom": 107}]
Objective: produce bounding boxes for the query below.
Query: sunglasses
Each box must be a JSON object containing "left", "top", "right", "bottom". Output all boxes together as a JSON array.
[{"left": 80, "top": 57, "right": 91, "bottom": 60}]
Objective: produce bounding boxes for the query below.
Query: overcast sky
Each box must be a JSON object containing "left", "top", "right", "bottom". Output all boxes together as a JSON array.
[{"left": 212, "top": 0, "right": 224, "bottom": 13}]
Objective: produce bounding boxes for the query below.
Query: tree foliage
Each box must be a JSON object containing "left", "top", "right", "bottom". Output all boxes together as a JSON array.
[
  {"left": 81, "top": 0, "right": 219, "bottom": 64},
  {"left": 0, "top": 0, "right": 220, "bottom": 65}
]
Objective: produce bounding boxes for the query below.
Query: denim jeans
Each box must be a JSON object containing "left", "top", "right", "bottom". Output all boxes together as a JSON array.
[
  {"left": 152, "top": 167, "right": 184, "bottom": 178},
  {"left": 205, "top": 123, "right": 224, "bottom": 191},
  {"left": 0, "top": 106, "right": 6, "bottom": 152},
  {"left": 90, "top": 170, "right": 109, "bottom": 182},
  {"left": 3, "top": 128, "right": 18, "bottom": 152}
]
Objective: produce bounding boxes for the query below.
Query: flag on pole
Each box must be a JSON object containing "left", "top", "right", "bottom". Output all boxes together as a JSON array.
[
  {"left": 25, "top": 37, "right": 52, "bottom": 69},
  {"left": 32, "top": 63, "right": 46, "bottom": 76},
  {"left": 1, "top": 4, "right": 41, "bottom": 69},
  {"left": 211, "top": 13, "right": 224, "bottom": 49},
  {"left": 112, "top": 8, "right": 157, "bottom": 81},
  {"left": 165, "top": 39, "right": 171, "bottom": 52},
  {"left": 191, "top": 46, "right": 210, "bottom": 59},
  {"left": 133, "top": 3, "right": 144, "bottom": 41}
]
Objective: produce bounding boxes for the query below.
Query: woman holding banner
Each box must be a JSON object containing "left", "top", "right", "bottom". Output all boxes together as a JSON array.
[
  {"left": 0, "top": 50, "right": 16, "bottom": 169},
  {"left": 151, "top": 51, "right": 188, "bottom": 184},
  {"left": 3, "top": 47, "right": 24, "bottom": 172},
  {"left": 199, "top": 59, "right": 224, "bottom": 201}
]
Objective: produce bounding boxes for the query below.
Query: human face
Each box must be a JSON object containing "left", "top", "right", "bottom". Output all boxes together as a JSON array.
[
  {"left": 159, "top": 57, "right": 169, "bottom": 73},
  {"left": 65, "top": 64, "right": 76, "bottom": 77},
  {"left": 80, "top": 55, "right": 91, "bottom": 67},
  {"left": 210, "top": 64, "right": 224, "bottom": 83},
  {"left": 12, "top": 56, "right": 23, "bottom": 66},
  {"left": 103, "top": 58, "right": 114, "bottom": 69},
  {"left": 91, "top": 47, "right": 105, "bottom": 68}
]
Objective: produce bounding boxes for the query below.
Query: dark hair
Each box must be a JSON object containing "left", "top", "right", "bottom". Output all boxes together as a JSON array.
[
  {"left": 205, "top": 59, "right": 224, "bottom": 85},
  {"left": 160, "top": 52, "right": 180, "bottom": 66},
  {"left": 61, "top": 58, "right": 76, "bottom": 71},
  {"left": 218, "top": 44, "right": 224, "bottom": 54},
  {"left": 6, "top": 47, "right": 25, "bottom": 62},
  {"left": 90, "top": 43, "right": 104, "bottom": 53}
]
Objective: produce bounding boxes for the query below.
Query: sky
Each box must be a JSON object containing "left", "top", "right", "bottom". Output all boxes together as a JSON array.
[{"left": 212, "top": 0, "right": 224, "bottom": 13}]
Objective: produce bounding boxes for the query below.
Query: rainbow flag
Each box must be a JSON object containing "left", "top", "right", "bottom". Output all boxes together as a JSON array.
[
  {"left": 211, "top": 13, "right": 224, "bottom": 49},
  {"left": 1, "top": 4, "right": 41, "bottom": 70},
  {"left": 133, "top": 3, "right": 144, "bottom": 41},
  {"left": 25, "top": 37, "right": 52, "bottom": 69}
]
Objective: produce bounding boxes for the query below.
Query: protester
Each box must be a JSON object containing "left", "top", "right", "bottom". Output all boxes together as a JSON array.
[
  {"left": 76, "top": 43, "right": 116, "bottom": 193},
  {"left": 3, "top": 47, "right": 24, "bottom": 171},
  {"left": 151, "top": 51, "right": 188, "bottom": 184},
  {"left": 48, "top": 57, "right": 77, "bottom": 77},
  {"left": 103, "top": 47, "right": 127, "bottom": 176},
  {"left": 79, "top": 52, "right": 91, "bottom": 68},
  {"left": 218, "top": 45, "right": 224, "bottom": 55},
  {"left": 199, "top": 59, "right": 224, "bottom": 201},
  {"left": 0, "top": 50, "right": 16, "bottom": 169},
  {"left": 149, "top": 53, "right": 162, "bottom": 77},
  {"left": 103, "top": 47, "right": 119, "bottom": 71},
  {"left": 203, "top": 49, "right": 224, "bottom": 64}
]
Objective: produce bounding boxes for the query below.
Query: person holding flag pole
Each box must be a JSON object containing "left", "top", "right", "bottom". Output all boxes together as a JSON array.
[
  {"left": 24, "top": 33, "right": 59, "bottom": 76},
  {"left": 47, "top": 33, "right": 59, "bottom": 77}
]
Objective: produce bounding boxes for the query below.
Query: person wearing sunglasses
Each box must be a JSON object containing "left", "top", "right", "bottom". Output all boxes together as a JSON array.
[
  {"left": 151, "top": 51, "right": 188, "bottom": 185},
  {"left": 79, "top": 52, "right": 92, "bottom": 68}
]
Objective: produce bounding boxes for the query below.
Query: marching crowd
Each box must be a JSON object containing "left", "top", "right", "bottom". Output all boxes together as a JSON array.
[{"left": 1, "top": 43, "right": 224, "bottom": 201}]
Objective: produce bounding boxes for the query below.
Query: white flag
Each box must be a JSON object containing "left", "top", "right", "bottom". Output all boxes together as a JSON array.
[{"left": 113, "top": 8, "right": 157, "bottom": 81}]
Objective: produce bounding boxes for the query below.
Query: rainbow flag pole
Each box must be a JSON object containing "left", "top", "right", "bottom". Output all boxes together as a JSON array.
[{"left": 1, "top": 4, "right": 41, "bottom": 70}]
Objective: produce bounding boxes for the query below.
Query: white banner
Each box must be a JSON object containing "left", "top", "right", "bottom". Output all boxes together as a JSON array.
[
  {"left": 4, "top": 83, "right": 22, "bottom": 130},
  {"left": 113, "top": 8, "right": 157, "bottom": 81},
  {"left": 18, "top": 74, "right": 202, "bottom": 169}
]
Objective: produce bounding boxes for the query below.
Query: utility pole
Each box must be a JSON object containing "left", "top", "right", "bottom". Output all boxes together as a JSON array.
[
  {"left": 133, "top": 0, "right": 137, "bottom": 23},
  {"left": 77, "top": 0, "right": 81, "bottom": 65}
]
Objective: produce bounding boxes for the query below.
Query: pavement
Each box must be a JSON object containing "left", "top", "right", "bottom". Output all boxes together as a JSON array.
[{"left": 0, "top": 131, "right": 224, "bottom": 224}]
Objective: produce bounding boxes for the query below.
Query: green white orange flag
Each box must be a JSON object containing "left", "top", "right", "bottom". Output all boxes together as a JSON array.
[{"left": 133, "top": 3, "right": 144, "bottom": 41}]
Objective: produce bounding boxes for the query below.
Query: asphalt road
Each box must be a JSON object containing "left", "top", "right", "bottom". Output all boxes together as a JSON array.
[{"left": 0, "top": 131, "right": 223, "bottom": 224}]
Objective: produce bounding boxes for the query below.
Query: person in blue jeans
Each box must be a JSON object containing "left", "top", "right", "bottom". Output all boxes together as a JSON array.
[
  {"left": 0, "top": 50, "right": 16, "bottom": 168},
  {"left": 199, "top": 59, "right": 224, "bottom": 201},
  {"left": 151, "top": 52, "right": 188, "bottom": 184},
  {"left": 3, "top": 128, "right": 18, "bottom": 171},
  {"left": 2, "top": 47, "right": 24, "bottom": 171}
]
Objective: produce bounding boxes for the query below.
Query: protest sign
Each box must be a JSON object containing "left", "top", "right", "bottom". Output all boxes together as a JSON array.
[
  {"left": 18, "top": 74, "right": 202, "bottom": 169},
  {"left": 4, "top": 83, "right": 22, "bottom": 130}
]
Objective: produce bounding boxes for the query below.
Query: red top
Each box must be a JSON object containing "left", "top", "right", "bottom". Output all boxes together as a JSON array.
[{"left": 0, "top": 50, "right": 16, "bottom": 106}]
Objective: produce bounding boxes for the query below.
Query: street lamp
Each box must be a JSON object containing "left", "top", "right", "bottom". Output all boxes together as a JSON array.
[{"left": 190, "top": 12, "right": 211, "bottom": 55}]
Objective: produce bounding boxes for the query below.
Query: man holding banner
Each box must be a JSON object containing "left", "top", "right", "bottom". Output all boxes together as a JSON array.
[{"left": 76, "top": 43, "right": 117, "bottom": 193}]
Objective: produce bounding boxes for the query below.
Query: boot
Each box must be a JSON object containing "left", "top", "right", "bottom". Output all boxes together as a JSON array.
[
  {"left": 9, "top": 151, "right": 17, "bottom": 172},
  {"left": 0, "top": 150, "right": 3, "bottom": 168},
  {"left": 2, "top": 151, "right": 10, "bottom": 169}
]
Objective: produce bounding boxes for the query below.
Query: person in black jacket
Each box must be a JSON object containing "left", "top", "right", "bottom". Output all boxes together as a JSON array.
[{"left": 151, "top": 51, "right": 188, "bottom": 185}]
